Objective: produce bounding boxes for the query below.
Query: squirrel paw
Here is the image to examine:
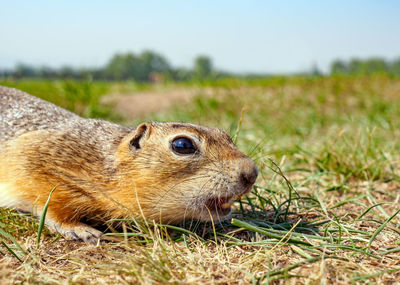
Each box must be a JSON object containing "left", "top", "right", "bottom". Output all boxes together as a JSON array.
[{"left": 48, "top": 221, "right": 102, "bottom": 244}]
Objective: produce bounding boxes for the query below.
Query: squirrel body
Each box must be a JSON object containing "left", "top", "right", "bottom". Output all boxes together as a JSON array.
[{"left": 0, "top": 86, "right": 258, "bottom": 243}]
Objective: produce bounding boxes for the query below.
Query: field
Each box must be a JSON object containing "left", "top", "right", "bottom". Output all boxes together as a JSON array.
[{"left": 1, "top": 75, "right": 400, "bottom": 284}]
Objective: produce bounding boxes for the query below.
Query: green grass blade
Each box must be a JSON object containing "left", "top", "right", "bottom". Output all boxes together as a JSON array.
[
  {"left": 352, "top": 267, "right": 400, "bottom": 281},
  {"left": 37, "top": 186, "right": 57, "bottom": 248},
  {"left": 0, "top": 240, "right": 22, "bottom": 262},
  {"left": 231, "top": 219, "right": 311, "bottom": 245},
  {"left": 356, "top": 202, "right": 387, "bottom": 221},
  {"left": 290, "top": 245, "right": 313, "bottom": 259},
  {"left": 367, "top": 207, "right": 400, "bottom": 251},
  {"left": 0, "top": 228, "right": 27, "bottom": 256}
]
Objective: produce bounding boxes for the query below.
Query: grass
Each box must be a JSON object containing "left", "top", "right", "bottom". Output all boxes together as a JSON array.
[
  {"left": 0, "top": 79, "right": 122, "bottom": 120},
  {"left": 1, "top": 75, "right": 400, "bottom": 283}
]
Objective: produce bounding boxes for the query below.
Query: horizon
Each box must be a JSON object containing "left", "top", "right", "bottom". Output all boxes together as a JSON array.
[{"left": 1, "top": 0, "right": 399, "bottom": 74}]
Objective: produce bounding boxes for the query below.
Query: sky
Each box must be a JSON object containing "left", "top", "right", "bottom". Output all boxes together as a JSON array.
[{"left": 0, "top": 0, "right": 399, "bottom": 74}]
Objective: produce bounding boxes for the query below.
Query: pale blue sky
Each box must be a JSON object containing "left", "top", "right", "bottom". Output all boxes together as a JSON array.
[{"left": 0, "top": 0, "right": 399, "bottom": 73}]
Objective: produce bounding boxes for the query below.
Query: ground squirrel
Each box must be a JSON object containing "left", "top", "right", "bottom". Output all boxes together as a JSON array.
[{"left": 0, "top": 86, "right": 258, "bottom": 243}]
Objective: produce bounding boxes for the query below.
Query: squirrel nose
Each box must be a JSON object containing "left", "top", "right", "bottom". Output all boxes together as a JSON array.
[{"left": 240, "top": 158, "right": 258, "bottom": 188}]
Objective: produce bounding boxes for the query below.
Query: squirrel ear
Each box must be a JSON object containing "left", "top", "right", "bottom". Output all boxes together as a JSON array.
[{"left": 129, "top": 123, "right": 150, "bottom": 151}]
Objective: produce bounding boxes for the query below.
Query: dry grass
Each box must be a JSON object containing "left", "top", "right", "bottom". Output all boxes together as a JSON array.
[{"left": 1, "top": 75, "right": 400, "bottom": 284}]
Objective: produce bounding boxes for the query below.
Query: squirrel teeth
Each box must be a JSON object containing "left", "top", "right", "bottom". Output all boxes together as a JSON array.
[
  {"left": 221, "top": 201, "right": 234, "bottom": 209},
  {"left": 221, "top": 196, "right": 240, "bottom": 209}
]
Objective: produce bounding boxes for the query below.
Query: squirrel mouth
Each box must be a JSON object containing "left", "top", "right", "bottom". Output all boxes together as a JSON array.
[{"left": 205, "top": 195, "right": 240, "bottom": 216}]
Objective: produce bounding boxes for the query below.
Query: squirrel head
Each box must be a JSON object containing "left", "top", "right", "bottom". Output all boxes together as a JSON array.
[{"left": 114, "top": 122, "right": 258, "bottom": 223}]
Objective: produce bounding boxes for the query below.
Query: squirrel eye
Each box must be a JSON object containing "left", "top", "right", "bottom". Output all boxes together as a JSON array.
[{"left": 171, "top": 137, "right": 197, "bottom": 155}]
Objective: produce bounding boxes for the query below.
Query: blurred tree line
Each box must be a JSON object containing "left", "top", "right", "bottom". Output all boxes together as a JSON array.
[
  {"left": 0, "top": 50, "right": 218, "bottom": 82},
  {"left": 1, "top": 52, "right": 399, "bottom": 81},
  {"left": 331, "top": 57, "right": 400, "bottom": 76}
]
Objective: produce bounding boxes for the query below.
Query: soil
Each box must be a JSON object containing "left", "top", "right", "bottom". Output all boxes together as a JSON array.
[{"left": 101, "top": 88, "right": 199, "bottom": 119}]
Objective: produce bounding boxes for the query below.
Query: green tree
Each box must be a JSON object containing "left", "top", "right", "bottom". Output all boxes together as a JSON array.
[
  {"left": 331, "top": 60, "right": 349, "bottom": 75},
  {"left": 59, "top": 66, "right": 80, "bottom": 79},
  {"left": 139, "top": 50, "right": 170, "bottom": 78},
  {"left": 348, "top": 59, "right": 364, "bottom": 75},
  {"left": 104, "top": 53, "right": 143, "bottom": 81},
  {"left": 390, "top": 58, "right": 400, "bottom": 76},
  {"left": 363, "top": 58, "right": 387, "bottom": 74},
  {"left": 13, "top": 64, "right": 38, "bottom": 78},
  {"left": 104, "top": 51, "right": 170, "bottom": 81},
  {"left": 310, "top": 63, "right": 322, "bottom": 77},
  {"left": 347, "top": 58, "right": 387, "bottom": 75},
  {"left": 193, "top": 56, "right": 213, "bottom": 80}
]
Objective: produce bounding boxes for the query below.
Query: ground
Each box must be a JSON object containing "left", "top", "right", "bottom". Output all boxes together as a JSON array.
[{"left": 1, "top": 75, "right": 400, "bottom": 284}]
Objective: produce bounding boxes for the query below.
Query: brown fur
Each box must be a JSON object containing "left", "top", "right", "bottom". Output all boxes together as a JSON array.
[{"left": 0, "top": 86, "right": 258, "bottom": 243}]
